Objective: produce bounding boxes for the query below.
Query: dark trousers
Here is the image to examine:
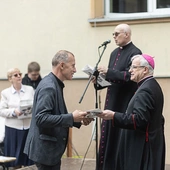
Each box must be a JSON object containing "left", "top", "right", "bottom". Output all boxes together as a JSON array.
[
  {"left": 0, "top": 142, "right": 4, "bottom": 156},
  {"left": 35, "top": 161, "right": 61, "bottom": 170}
]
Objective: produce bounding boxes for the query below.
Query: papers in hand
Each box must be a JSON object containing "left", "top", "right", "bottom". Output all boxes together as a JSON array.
[
  {"left": 18, "top": 100, "right": 33, "bottom": 119},
  {"left": 86, "top": 109, "right": 102, "bottom": 118},
  {"left": 82, "top": 64, "right": 111, "bottom": 87}
]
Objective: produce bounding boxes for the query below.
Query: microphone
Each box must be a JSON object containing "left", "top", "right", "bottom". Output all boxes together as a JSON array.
[{"left": 99, "top": 40, "right": 111, "bottom": 48}]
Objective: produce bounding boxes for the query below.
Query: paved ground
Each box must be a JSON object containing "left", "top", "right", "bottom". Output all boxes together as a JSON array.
[
  {"left": 1, "top": 158, "right": 170, "bottom": 170},
  {"left": 167, "top": 165, "right": 170, "bottom": 170},
  {"left": 16, "top": 158, "right": 95, "bottom": 170}
]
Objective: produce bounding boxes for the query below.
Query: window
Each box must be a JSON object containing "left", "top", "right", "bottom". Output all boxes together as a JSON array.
[
  {"left": 105, "top": 0, "right": 170, "bottom": 18},
  {"left": 109, "top": 0, "right": 147, "bottom": 13},
  {"left": 89, "top": 0, "right": 170, "bottom": 27},
  {"left": 157, "top": 0, "right": 170, "bottom": 8}
]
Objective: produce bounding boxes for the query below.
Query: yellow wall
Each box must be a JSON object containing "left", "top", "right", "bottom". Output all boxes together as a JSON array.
[
  {"left": 0, "top": 1, "right": 170, "bottom": 78},
  {"left": 1, "top": 78, "right": 170, "bottom": 163},
  {"left": 0, "top": 0, "right": 170, "bottom": 164}
]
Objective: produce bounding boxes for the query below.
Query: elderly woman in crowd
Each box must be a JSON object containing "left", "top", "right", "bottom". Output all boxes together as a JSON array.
[{"left": 0, "top": 68, "right": 35, "bottom": 169}]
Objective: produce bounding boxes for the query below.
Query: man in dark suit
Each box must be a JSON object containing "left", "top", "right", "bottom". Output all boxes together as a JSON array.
[
  {"left": 24, "top": 50, "right": 93, "bottom": 170},
  {"left": 96, "top": 54, "right": 165, "bottom": 170}
]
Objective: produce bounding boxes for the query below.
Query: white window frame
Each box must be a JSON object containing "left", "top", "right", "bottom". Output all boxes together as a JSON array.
[{"left": 105, "top": 0, "right": 170, "bottom": 19}]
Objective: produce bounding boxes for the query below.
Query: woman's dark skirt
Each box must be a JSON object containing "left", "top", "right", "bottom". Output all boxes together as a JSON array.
[{"left": 4, "top": 126, "right": 34, "bottom": 167}]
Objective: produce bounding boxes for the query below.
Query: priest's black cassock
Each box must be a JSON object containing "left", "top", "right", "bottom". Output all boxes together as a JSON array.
[
  {"left": 114, "top": 76, "right": 165, "bottom": 170},
  {"left": 96, "top": 42, "right": 142, "bottom": 170}
]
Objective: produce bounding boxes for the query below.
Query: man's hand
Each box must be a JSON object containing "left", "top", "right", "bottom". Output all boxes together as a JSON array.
[
  {"left": 72, "top": 110, "right": 88, "bottom": 122},
  {"left": 96, "top": 110, "right": 115, "bottom": 120},
  {"left": 98, "top": 66, "right": 108, "bottom": 75},
  {"left": 91, "top": 76, "right": 96, "bottom": 84},
  {"left": 81, "top": 118, "right": 94, "bottom": 126}
]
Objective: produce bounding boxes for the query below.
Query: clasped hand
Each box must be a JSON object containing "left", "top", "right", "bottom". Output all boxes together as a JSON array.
[
  {"left": 72, "top": 109, "right": 115, "bottom": 125},
  {"left": 95, "top": 110, "right": 115, "bottom": 120},
  {"left": 91, "top": 66, "right": 108, "bottom": 84},
  {"left": 14, "top": 109, "right": 23, "bottom": 116},
  {"left": 72, "top": 110, "right": 94, "bottom": 126},
  {"left": 97, "top": 66, "right": 108, "bottom": 75}
]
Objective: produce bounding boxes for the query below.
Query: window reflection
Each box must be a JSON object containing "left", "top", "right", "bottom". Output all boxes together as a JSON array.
[
  {"left": 157, "top": 0, "right": 170, "bottom": 8},
  {"left": 110, "top": 0, "right": 147, "bottom": 13},
  {"left": 109, "top": 0, "right": 170, "bottom": 13}
]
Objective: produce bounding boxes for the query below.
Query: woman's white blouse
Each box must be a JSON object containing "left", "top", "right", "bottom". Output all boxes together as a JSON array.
[{"left": 0, "top": 85, "right": 34, "bottom": 130}]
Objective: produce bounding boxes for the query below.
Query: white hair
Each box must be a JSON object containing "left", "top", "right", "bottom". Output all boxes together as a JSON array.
[{"left": 131, "top": 55, "right": 154, "bottom": 75}]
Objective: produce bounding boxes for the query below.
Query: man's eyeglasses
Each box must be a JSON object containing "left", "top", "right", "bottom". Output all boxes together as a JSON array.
[
  {"left": 112, "top": 32, "right": 124, "bottom": 37},
  {"left": 129, "top": 65, "right": 145, "bottom": 70},
  {"left": 13, "top": 73, "right": 22, "bottom": 77}
]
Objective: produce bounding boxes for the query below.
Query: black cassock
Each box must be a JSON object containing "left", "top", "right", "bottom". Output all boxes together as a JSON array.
[
  {"left": 97, "top": 42, "right": 142, "bottom": 170},
  {"left": 114, "top": 76, "right": 165, "bottom": 170}
]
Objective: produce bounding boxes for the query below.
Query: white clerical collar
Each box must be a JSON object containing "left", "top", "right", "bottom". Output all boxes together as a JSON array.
[{"left": 120, "top": 41, "right": 132, "bottom": 49}]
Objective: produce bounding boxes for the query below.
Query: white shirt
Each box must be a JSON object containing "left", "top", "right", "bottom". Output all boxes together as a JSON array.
[{"left": 0, "top": 85, "right": 34, "bottom": 130}]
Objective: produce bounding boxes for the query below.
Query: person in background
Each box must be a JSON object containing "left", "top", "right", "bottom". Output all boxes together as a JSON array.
[
  {"left": 96, "top": 54, "right": 165, "bottom": 170},
  {"left": 94, "top": 23, "right": 142, "bottom": 170},
  {"left": 0, "top": 68, "right": 35, "bottom": 169},
  {"left": 22, "top": 61, "right": 42, "bottom": 90},
  {"left": 24, "top": 50, "right": 93, "bottom": 170}
]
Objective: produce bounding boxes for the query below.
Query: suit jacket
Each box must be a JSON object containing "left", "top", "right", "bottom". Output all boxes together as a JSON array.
[
  {"left": 24, "top": 72, "right": 81, "bottom": 166},
  {"left": 113, "top": 76, "right": 165, "bottom": 170}
]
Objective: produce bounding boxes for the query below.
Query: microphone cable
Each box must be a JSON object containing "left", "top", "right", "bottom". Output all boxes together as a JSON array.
[
  {"left": 79, "top": 120, "right": 96, "bottom": 170},
  {"left": 67, "top": 135, "right": 81, "bottom": 158},
  {"left": 71, "top": 141, "right": 81, "bottom": 158}
]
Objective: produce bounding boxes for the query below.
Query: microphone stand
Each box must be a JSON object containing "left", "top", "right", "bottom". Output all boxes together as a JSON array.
[{"left": 79, "top": 44, "right": 108, "bottom": 170}]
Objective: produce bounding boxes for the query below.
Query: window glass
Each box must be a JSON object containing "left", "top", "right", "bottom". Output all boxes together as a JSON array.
[
  {"left": 157, "top": 0, "right": 170, "bottom": 8},
  {"left": 110, "top": 0, "right": 147, "bottom": 13}
]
